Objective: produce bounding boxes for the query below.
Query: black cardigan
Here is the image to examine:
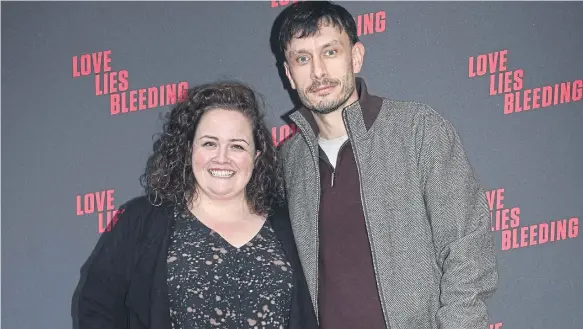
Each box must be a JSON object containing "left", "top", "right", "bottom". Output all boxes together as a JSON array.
[{"left": 72, "top": 196, "right": 318, "bottom": 329}]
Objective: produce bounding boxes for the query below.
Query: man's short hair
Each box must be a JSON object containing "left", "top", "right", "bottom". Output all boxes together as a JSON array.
[{"left": 275, "top": 1, "right": 359, "bottom": 60}]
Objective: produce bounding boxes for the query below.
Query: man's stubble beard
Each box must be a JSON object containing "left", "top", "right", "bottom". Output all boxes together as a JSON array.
[{"left": 298, "top": 72, "right": 356, "bottom": 115}]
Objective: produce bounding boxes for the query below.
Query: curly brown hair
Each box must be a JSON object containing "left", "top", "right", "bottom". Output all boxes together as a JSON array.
[{"left": 140, "top": 81, "right": 284, "bottom": 216}]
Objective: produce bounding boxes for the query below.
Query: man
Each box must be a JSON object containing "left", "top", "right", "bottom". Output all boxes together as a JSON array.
[{"left": 273, "top": 2, "right": 499, "bottom": 329}]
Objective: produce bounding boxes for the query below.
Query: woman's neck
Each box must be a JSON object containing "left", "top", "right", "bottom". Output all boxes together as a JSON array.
[{"left": 188, "top": 193, "right": 253, "bottom": 222}]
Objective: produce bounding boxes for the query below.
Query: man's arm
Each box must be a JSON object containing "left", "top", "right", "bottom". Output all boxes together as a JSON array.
[{"left": 419, "top": 112, "right": 498, "bottom": 329}]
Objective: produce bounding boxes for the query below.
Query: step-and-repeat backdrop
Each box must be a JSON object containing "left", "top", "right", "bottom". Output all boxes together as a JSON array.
[{"left": 2, "top": 2, "right": 582, "bottom": 329}]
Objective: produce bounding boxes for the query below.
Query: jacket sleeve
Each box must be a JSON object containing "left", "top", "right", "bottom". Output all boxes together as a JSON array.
[
  {"left": 269, "top": 204, "right": 319, "bottom": 329},
  {"left": 418, "top": 113, "right": 499, "bottom": 329},
  {"left": 288, "top": 243, "right": 320, "bottom": 329},
  {"left": 72, "top": 202, "right": 136, "bottom": 329},
  {"left": 286, "top": 229, "right": 319, "bottom": 329}
]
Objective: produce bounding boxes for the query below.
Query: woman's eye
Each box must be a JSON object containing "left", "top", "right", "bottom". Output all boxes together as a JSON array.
[
  {"left": 232, "top": 144, "right": 245, "bottom": 151},
  {"left": 202, "top": 141, "right": 216, "bottom": 147}
]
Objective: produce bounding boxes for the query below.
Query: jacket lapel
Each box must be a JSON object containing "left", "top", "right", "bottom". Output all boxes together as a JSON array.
[{"left": 286, "top": 110, "right": 321, "bottom": 309}]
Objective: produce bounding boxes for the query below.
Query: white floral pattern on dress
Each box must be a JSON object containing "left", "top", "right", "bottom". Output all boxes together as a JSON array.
[{"left": 167, "top": 209, "right": 293, "bottom": 329}]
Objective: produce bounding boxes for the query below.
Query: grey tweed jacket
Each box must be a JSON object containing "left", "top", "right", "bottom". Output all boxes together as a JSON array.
[{"left": 280, "top": 78, "right": 498, "bottom": 329}]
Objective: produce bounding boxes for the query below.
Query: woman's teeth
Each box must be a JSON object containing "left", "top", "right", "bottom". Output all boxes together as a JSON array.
[{"left": 208, "top": 169, "right": 235, "bottom": 178}]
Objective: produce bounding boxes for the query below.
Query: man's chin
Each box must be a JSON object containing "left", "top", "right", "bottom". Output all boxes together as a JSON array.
[{"left": 308, "top": 104, "right": 340, "bottom": 115}]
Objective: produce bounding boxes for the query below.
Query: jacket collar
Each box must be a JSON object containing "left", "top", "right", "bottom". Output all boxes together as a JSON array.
[{"left": 290, "top": 77, "right": 383, "bottom": 138}]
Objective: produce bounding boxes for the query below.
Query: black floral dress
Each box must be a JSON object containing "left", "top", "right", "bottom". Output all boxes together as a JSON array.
[{"left": 166, "top": 209, "right": 294, "bottom": 329}]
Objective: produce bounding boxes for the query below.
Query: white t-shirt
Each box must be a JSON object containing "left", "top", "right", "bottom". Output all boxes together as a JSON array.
[{"left": 318, "top": 134, "right": 348, "bottom": 168}]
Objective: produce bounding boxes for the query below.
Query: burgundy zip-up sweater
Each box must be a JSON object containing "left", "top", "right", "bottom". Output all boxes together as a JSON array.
[
  {"left": 297, "top": 79, "right": 387, "bottom": 329},
  {"left": 317, "top": 144, "right": 386, "bottom": 329}
]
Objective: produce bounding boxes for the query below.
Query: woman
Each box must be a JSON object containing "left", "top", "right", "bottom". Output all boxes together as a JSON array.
[{"left": 72, "top": 82, "right": 317, "bottom": 329}]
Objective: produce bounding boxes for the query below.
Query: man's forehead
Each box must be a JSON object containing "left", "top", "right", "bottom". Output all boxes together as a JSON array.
[
  {"left": 292, "top": 22, "right": 345, "bottom": 40},
  {"left": 288, "top": 25, "right": 348, "bottom": 50}
]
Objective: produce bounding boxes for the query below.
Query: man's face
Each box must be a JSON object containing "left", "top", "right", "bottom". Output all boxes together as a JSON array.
[{"left": 284, "top": 23, "right": 364, "bottom": 114}]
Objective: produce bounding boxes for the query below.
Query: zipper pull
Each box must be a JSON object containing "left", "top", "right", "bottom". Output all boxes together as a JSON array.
[{"left": 331, "top": 171, "right": 335, "bottom": 187}]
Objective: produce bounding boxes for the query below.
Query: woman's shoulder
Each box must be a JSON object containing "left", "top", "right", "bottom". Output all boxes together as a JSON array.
[
  {"left": 267, "top": 202, "right": 291, "bottom": 223},
  {"left": 119, "top": 195, "right": 175, "bottom": 214},
  {"left": 267, "top": 203, "right": 295, "bottom": 238},
  {"left": 118, "top": 195, "right": 154, "bottom": 213},
  {"left": 114, "top": 195, "right": 174, "bottom": 230}
]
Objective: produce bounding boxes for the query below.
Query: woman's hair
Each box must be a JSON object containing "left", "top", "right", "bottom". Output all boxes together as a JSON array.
[{"left": 140, "top": 81, "right": 284, "bottom": 216}]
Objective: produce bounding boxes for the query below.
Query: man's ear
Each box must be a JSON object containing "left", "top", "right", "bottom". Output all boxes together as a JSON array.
[
  {"left": 284, "top": 62, "right": 297, "bottom": 90},
  {"left": 352, "top": 42, "right": 366, "bottom": 74}
]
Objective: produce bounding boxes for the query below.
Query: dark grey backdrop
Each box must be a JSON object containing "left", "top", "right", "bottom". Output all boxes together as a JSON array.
[{"left": 2, "top": 2, "right": 582, "bottom": 329}]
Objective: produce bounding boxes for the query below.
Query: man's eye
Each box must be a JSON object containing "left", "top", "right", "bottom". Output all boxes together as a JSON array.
[{"left": 297, "top": 56, "right": 309, "bottom": 64}]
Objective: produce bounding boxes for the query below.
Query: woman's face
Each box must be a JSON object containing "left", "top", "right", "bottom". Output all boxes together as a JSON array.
[{"left": 191, "top": 108, "right": 259, "bottom": 202}]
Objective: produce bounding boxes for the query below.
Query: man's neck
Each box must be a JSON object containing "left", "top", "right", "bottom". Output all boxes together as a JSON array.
[
  {"left": 313, "top": 110, "right": 347, "bottom": 139},
  {"left": 313, "top": 93, "right": 359, "bottom": 140}
]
